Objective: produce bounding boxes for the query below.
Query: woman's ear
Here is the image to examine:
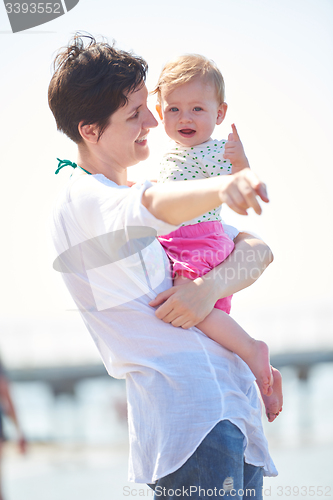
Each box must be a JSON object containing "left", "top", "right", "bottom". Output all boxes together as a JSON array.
[
  {"left": 156, "top": 104, "right": 164, "bottom": 121},
  {"left": 78, "top": 121, "right": 100, "bottom": 144},
  {"left": 216, "top": 102, "right": 228, "bottom": 125}
]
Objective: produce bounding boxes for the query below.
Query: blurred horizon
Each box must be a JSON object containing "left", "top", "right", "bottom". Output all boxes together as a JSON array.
[{"left": 1, "top": 295, "right": 333, "bottom": 369}]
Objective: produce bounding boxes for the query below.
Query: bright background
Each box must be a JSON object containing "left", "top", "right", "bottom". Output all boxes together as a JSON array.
[
  {"left": 0, "top": 0, "right": 332, "bottom": 324},
  {"left": 0, "top": 1, "right": 332, "bottom": 499}
]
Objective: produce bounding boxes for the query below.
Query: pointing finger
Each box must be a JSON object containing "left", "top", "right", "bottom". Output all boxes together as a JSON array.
[
  {"left": 231, "top": 123, "right": 241, "bottom": 142},
  {"left": 255, "top": 182, "right": 269, "bottom": 203}
]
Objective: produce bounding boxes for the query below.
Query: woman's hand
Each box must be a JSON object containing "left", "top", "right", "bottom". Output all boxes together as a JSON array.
[
  {"left": 219, "top": 169, "right": 269, "bottom": 216},
  {"left": 149, "top": 276, "right": 216, "bottom": 329}
]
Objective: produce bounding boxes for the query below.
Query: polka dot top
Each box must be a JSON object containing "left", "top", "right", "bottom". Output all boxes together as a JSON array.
[{"left": 158, "top": 139, "right": 232, "bottom": 226}]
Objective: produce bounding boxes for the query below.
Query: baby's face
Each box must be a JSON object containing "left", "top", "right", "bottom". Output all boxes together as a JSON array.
[{"left": 157, "top": 77, "right": 227, "bottom": 147}]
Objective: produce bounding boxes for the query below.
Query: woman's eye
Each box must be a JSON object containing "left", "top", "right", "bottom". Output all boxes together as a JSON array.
[{"left": 132, "top": 111, "right": 139, "bottom": 119}]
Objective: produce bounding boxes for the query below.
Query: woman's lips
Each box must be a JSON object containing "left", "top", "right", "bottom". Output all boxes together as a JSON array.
[
  {"left": 178, "top": 129, "right": 196, "bottom": 138},
  {"left": 135, "top": 134, "right": 148, "bottom": 145}
]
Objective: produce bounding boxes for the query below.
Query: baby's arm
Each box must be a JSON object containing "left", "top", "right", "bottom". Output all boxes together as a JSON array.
[{"left": 223, "top": 124, "right": 250, "bottom": 173}]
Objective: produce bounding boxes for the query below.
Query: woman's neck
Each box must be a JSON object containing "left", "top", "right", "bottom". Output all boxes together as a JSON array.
[{"left": 77, "top": 145, "right": 127, "bottom": 185}]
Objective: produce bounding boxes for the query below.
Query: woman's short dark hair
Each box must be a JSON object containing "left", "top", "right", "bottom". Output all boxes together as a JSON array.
[{"left": 48, "top": 33, "right": 148, "bottom": 143}]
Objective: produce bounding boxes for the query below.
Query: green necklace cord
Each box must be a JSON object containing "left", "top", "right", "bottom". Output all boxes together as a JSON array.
[{"left": 55, "top": 158, "right": 92, "bottom": 175}]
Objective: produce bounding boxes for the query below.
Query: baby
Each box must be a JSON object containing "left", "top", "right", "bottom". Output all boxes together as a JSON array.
[{"left": 153, "top": 54, "right": 282, "bottom": 421}]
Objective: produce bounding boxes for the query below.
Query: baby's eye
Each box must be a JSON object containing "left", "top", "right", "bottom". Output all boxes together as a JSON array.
[
  {"left": 193, "top": 107, "right": 203, "bottom": 111},
  {"left": 169, "top": 107, "right": 179, "bottom": 112}
]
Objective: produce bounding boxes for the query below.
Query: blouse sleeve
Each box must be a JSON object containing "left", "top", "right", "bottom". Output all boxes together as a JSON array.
[{"left": 68, "top": 175, "right": 179, "bottom": 239}]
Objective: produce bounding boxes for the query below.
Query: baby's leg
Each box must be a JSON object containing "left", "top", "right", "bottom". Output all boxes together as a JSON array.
[
  {"left": 174, "top": 274, "right": 273, "bottom": 396},
  {"left": 261, "top": 367, "right": 283, "bottom": 422}
]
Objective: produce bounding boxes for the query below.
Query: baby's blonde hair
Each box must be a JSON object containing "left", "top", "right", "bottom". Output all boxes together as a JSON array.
[{"left": 153, "top": 54, "right": 225, "bottom": 105}]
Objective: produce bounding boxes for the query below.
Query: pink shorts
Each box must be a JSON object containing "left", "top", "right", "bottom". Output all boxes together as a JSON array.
[{"left": 158, "top": 221, "right": 235, "bottom": 314}]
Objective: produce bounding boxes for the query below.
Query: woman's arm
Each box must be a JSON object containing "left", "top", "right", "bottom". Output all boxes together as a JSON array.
[
  {"left": 204, "top": 231, "right": 274, "bottom": 301},
  {"left": 149, "top": 232, "right": 273, "bottom": 329},
  {"left": 142, "top": 168, "right": 268, "bottom": 224}
]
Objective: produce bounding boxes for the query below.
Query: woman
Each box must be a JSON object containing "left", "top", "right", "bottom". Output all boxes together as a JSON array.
[
  {"left": 0, "top": 358, "right": 26, "bottom": 500},
  {"left": 49, "top": 34, "right": 280, "bottom": 499}
]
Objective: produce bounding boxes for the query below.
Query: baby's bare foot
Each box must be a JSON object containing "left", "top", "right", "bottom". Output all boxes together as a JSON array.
[
  {"left": 247, "top": 340, "right": 273, "bottom": 396},
  {"left": 261, "top": 367, "right": 283, "bottom": 422}
]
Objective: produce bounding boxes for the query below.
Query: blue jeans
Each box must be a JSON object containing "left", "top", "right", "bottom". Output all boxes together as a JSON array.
[{"left": 148, "top": 420, "right": 263, "bottom": 499}]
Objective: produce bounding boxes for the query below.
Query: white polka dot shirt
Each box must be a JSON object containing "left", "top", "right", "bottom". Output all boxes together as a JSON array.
[{"left": 158, "top": 139, "right": 232, "bottom": 226}]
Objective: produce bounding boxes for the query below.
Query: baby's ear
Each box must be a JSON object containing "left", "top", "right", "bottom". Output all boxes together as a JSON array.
[
  {"left": 156, "top": 104, "right": 164, "bottom": 121},
  {"left": 216, "top": 102, "right": 228, "bottom": 125}
]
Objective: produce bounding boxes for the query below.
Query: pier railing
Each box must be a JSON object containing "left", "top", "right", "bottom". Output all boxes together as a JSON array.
[{"left": 7, "top": 350, "right": 333, "bottom": 395}]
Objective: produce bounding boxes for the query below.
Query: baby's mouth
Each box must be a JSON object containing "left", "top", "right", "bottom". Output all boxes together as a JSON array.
[{"left": 178, "top": 129, "right": 196, "bottom": 138}]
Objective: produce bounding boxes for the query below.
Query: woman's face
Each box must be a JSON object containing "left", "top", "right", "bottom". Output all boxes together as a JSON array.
[{"left": 98, "top": 84, "right": 158, "bottom": 171}]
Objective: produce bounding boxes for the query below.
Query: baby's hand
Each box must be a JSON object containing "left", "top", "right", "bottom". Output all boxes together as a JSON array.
[{"left": 223, "top": 124, "right": 250, "bottom": 173}]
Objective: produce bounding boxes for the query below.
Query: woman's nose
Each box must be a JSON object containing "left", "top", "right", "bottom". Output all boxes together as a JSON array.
[{"left": 145, "top": 109, "right": 158, "bottom": 129}]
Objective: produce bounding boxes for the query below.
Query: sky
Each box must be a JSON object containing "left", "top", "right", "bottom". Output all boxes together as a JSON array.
[{"left": 0, "top": 0, "right": 332, "bottom": 363}]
